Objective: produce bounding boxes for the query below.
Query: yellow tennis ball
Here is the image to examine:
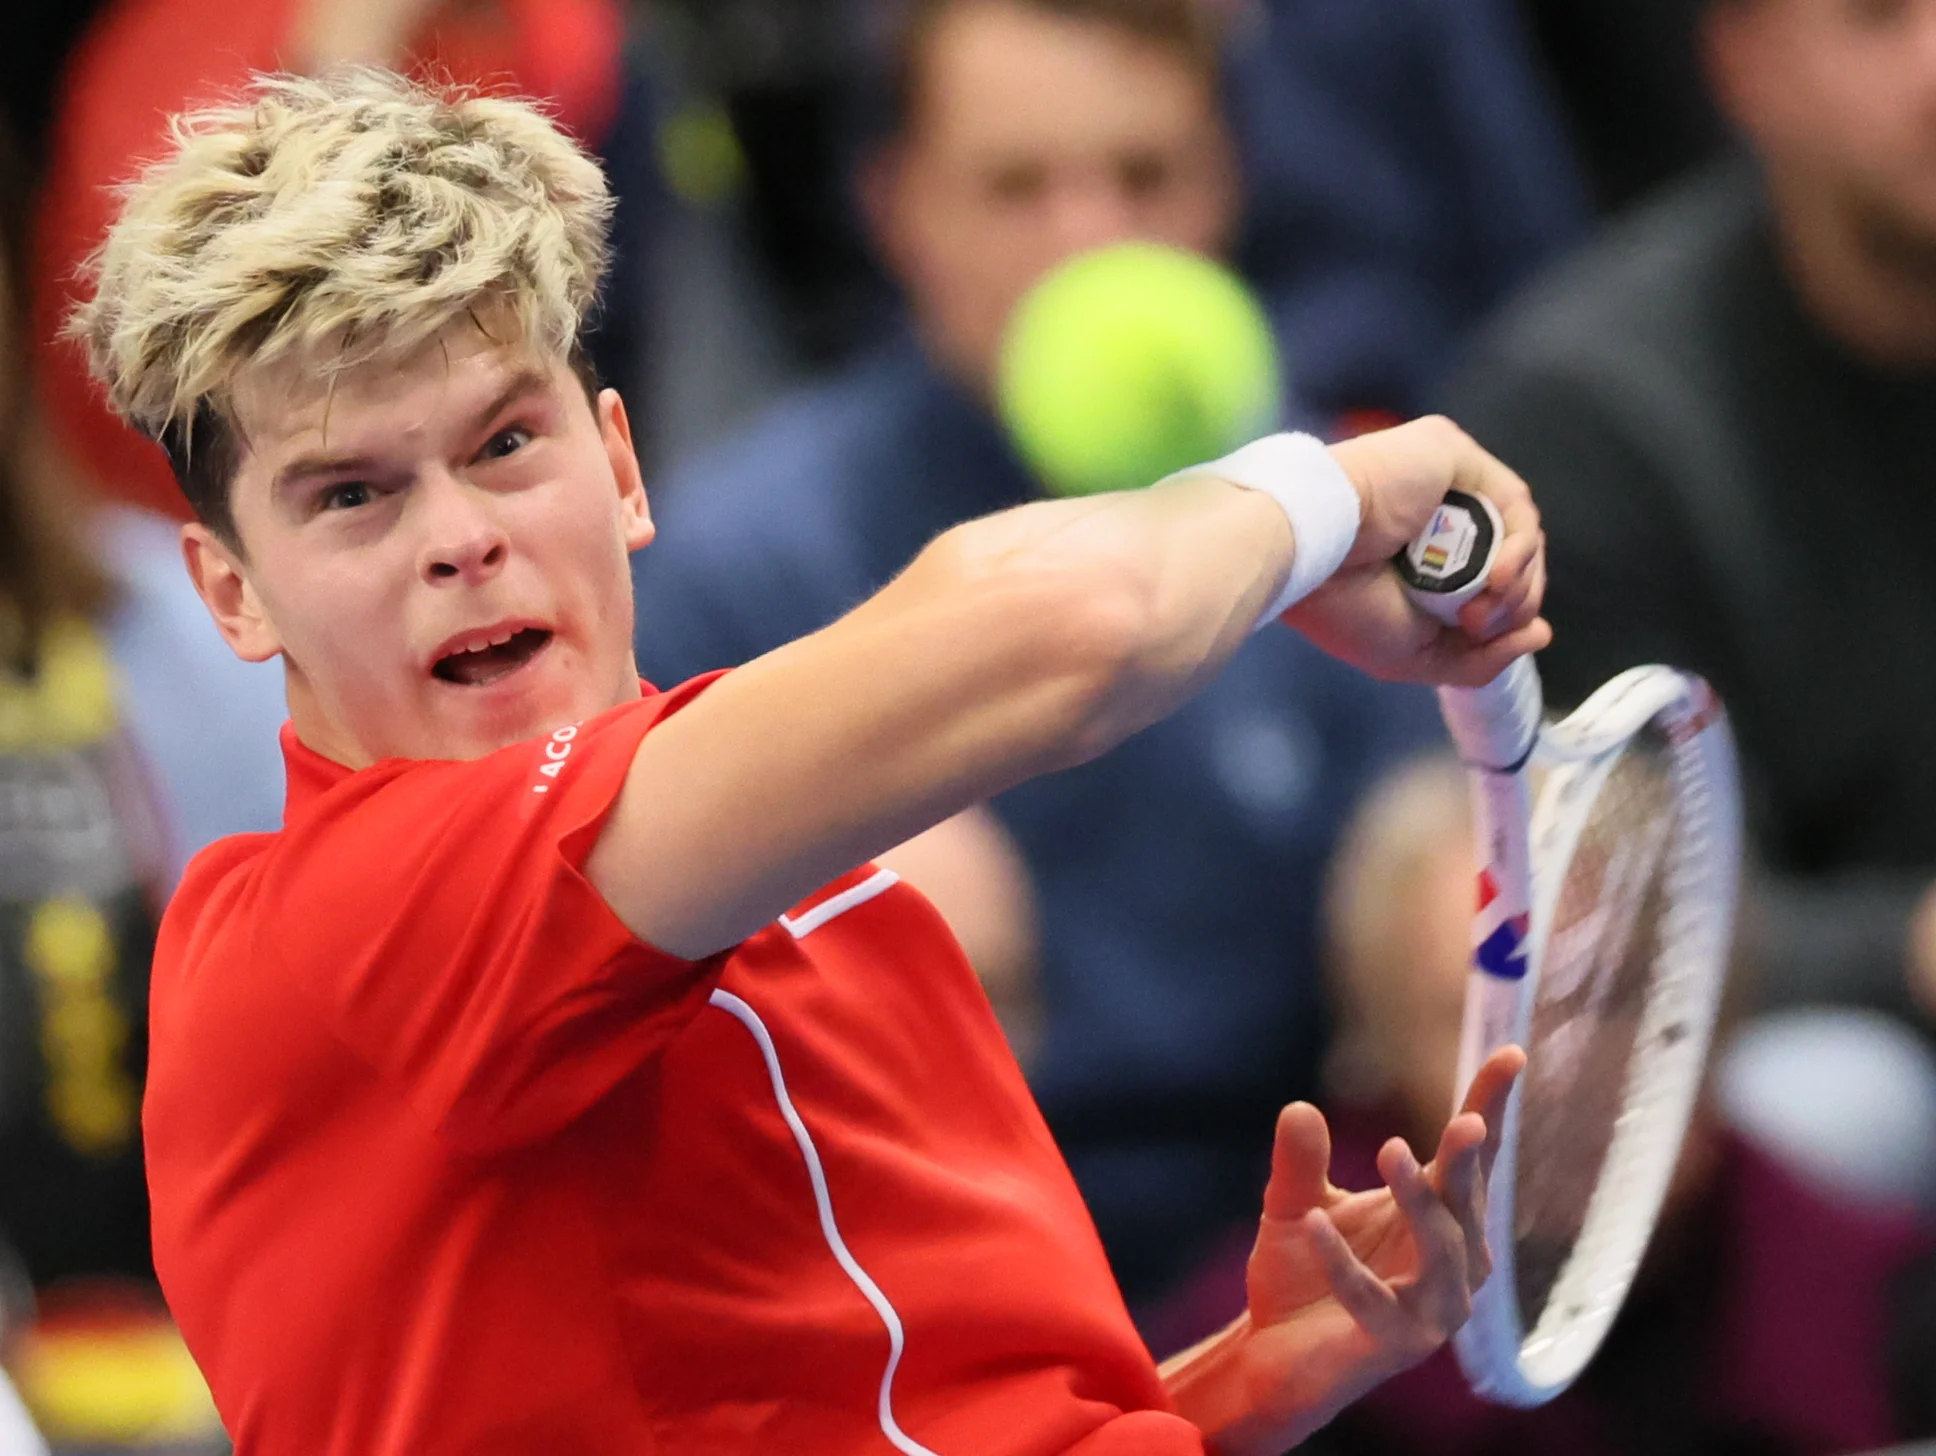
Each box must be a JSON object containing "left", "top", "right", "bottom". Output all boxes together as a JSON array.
[{"left": 997, "top": 241, "right": 1282, "bottom": 497}]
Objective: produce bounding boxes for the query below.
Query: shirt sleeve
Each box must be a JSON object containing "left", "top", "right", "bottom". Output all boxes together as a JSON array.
[{"left": 259, "top": 678, "right": 728, "bottom": 1152}]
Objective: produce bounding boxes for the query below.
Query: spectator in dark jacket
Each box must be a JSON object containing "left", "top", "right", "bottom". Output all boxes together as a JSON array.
[{"left": 1442, "top": 0, "right": 1936, "bottom": 1168}]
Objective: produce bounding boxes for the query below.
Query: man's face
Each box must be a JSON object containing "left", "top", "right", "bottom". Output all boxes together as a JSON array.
[
  {"left": 189, "top": 323, "right": 654, "bottom": 768},
  {"left": 1713, "top": 0, "right": 1936, "bottom": 253},
  {"left": 872, "top": 1, "right": 1238, "bottom": 392}
]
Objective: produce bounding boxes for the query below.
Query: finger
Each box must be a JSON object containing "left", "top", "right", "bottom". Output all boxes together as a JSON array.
[
  {"left": 1428, "top": 620, "right": 1554, "bottom": 688},
  {"left": 1460, "top": 1045, "right": 1526, "bottom": 1179},
  {"left": 1429, "top": 1111, "right": 1488, "bottom": 1184},
  {"left": 1262, "top": 1102, "right": 1336, "bottom": 1221},
  {"left": 1498, "top": 537, "right": 1549, "bottom": 629},
  {"left": 1447, "top": 428, "right": 1540, "bottom": 545},
  {"left": 1458, "top": 573, "right": 1539, "bottom": 644},
  {"left": 1379, "top": 1137, "right": 1473, "bottom": 1334},
  {"left": 1303, "top": 1208, "right": 1405, "bottom": 1339},
  {"left": 1428, "top": 1114, "right": 1492, "bottom": 1288},
  {"left": 1466, "top": 534, "right": 1546, "bottom": 636},
  {"left": 1482, "top": 529, "right": 1539, "bottom": 596}
]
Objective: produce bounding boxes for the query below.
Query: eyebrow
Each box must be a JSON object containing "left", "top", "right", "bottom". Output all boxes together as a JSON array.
[{"left": 270, "top": 366, "right": 557, "bottom": 497}]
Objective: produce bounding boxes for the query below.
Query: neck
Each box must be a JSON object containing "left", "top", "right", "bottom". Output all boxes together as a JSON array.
[
  {"left": 1770, "top": 170, "right": 1936, "bottom": 369},
  {"left": 284, "top": 667, "right": 372, "bottom": 770}
]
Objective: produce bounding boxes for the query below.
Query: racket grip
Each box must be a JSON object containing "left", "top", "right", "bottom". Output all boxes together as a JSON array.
[
  {"left": 1395, "top": 488, "right": 1544, "bottom": 772},
  {"left": 1439, "top": 656, "right": 1543, "bottom": 774}
]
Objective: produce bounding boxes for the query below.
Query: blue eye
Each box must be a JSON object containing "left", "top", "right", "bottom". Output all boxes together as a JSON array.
[{"left": 319, "top": 481, "right": 372, "bottom": 512}]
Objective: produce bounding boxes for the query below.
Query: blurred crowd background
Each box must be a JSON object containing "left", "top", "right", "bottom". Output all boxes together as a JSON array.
[{"left": 3, "top": 0, "right": 1936, "bottom": 1452}]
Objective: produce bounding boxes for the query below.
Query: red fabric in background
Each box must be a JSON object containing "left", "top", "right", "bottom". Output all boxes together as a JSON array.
[{"left": 31, "top": 0, "right": 625, "bottom": 518}]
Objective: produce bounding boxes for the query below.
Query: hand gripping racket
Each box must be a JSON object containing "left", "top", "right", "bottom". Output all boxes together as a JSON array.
[{"left": 1395, "top": 491, "right": 1743, "bottom": 1405}]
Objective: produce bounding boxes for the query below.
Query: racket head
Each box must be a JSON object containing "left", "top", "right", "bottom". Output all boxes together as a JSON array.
[{"left": 1454, "top": 665, "right": 1741, "bottom": 1406}]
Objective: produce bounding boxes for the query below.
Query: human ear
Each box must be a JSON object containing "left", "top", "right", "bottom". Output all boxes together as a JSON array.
[
  {"left": 182, "top": 523, "right": 283, "bottom": 664},
  {"left": 597, "top": 388, "right": 655, "bottom": 553}
]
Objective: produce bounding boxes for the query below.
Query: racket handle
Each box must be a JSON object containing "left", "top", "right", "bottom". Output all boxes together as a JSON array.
[
  {"left": 1395, "top": 488, "right": 1544, "bottom": 772},
  {"left": 1439, "top": 657, "right": 1543, "bottom": 774}
]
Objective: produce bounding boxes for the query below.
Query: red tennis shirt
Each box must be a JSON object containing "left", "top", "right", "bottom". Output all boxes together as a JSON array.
[{"left": 145, "top": 679, "right": 1209, "bottom": 1455}]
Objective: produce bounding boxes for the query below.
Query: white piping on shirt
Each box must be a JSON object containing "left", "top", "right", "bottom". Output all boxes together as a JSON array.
[
  {"left": 777, "top": 868, "right": 900, "bottom": 939},
  {"left": 707, "top": 986, "right": 942, "bottom": 1456}
]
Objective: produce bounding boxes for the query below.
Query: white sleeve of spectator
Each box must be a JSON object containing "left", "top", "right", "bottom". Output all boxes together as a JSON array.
[{"left": 0, "top": 1369, "right": 47, "bottom": 1456}]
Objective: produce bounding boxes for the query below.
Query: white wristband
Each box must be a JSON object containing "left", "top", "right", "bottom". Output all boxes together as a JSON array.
[{"left": 1165, "top": 432, "right": 1362, "bottom": 629}]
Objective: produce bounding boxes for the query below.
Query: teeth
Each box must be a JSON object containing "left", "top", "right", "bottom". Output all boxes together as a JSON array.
[{"left": 453, "top": 628, "right": 524, "bottom": 657}]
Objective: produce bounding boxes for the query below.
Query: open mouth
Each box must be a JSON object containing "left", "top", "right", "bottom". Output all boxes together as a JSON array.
[{"left": 432, "top": 627, "right": 554, "bottom": 687}]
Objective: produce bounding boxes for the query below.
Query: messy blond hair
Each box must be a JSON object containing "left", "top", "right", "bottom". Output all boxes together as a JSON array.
[{"left": 67, "top": 68, "right": 614, "bottom": 540}]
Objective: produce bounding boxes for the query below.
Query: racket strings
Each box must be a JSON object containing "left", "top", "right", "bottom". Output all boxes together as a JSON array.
[{"left": 1514, "top": 732, "right": 1677, "bottom": 1331}]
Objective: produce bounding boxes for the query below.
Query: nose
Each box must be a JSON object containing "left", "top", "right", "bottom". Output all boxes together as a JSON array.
[
  {"left": 414, "top": 469, "right": 510, "bottom": 587},
  {"left": 1047, "top": 174, "right": 1139, "bottom": 258}
]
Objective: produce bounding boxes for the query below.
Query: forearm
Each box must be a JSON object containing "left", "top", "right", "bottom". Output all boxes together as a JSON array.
[
  {"left": 1162, "top": 1315, "right": 1278, "bottom": 1455},
  {"left": 1160, "top": 1313, "right": 1380, "bottom": 1455},
  {"left": 596, "top": 474, "right": 1296, "bottom": 957}
]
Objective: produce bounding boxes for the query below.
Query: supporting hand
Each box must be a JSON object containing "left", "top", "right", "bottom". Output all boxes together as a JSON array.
[{"left": 1163, "top": 1045, "right": 1525, "bottom": 1455}]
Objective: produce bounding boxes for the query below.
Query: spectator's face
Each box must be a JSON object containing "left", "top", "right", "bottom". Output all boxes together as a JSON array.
[
  {"left": 1711, "top": 0, "right": 1936, "bottom": 248},
  {"left": 1378, "top": 842, "right": 1475, "bottom": 1137},
  {"left": 185, "top": 324, "right": 655, "bottom": 767},
  {"left": 872, "top": 1, "right": 1238, "bottom": 393}
]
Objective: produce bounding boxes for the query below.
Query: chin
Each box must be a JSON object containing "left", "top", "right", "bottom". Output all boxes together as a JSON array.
[{"left": 442, "top": 662, "right": 641, "bottom": 761}]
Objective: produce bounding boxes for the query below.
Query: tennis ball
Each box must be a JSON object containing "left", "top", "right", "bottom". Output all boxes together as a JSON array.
[{"left": 997, "top": 241, "right": 1282, "bottom": 498}]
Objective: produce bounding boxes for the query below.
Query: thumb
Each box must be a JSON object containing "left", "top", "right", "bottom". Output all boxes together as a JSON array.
[{"left": 1262, "top": 1102, "right": 1336, "bottom": 1221}]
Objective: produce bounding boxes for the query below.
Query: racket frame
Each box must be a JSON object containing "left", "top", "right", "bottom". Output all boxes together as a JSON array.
[{"left": 1446, "top": 659, "right": 1740, "bottom": 1406}]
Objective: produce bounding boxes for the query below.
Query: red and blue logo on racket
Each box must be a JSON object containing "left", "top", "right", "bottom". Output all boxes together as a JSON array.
[{"left": 1475, "top": 868, "right": 1530, "bottom": 981}]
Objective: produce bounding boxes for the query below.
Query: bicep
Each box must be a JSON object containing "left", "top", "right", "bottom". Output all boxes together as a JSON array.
[{"left": 591, "top": 547, "right": 1110, "bottom": 958}]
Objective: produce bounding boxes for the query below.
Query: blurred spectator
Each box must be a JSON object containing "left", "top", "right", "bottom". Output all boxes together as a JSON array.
[
  {"left": 634, "top": 0, "right": 1589, "bottom": 442},
  {"left": 1, "top": 109, "right": 274, "bottom": 1451},
  {"left": 1147, "top": 756, "right": 1936, "bottom": 1456},
  {"left": 1225, "top": 0, "right": 1591, "bottom": 423},
  {"left": 1444, "top": 1, "right": 1936, "bottom": 1067},
  {"left": 1515, "top": 0, "right": 1727, "bottom": 212},
  {"left": 2, "top": 119, "right": 160, "bottom": 1313},
  {"left": 629, "top": 0, "right": 1442, "bottom": 1307},
  {"left": 0, "top": 2, "right": 114, "bottom": 165},
  {"left": 29, "top": 0, "right": 628, "bottom": 519}
]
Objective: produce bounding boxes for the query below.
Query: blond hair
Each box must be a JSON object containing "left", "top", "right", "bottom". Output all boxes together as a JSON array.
[{"left": 67, "top": 68, "right": 614, "bottom": 537}]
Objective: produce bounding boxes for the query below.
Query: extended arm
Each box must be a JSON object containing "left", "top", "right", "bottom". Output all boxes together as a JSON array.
[{"left": 590, "top": 418, "right": 1547, "bottom": 960}]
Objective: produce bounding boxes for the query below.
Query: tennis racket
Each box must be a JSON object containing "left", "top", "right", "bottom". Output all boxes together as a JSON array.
[{"left": 1395, "top": 491, "right": 1742, "bottom": 1406}]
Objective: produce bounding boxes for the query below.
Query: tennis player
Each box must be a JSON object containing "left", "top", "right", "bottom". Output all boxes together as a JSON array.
[{"left": 72, "top": 70, "right": 1545, "bottom": 1456}]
